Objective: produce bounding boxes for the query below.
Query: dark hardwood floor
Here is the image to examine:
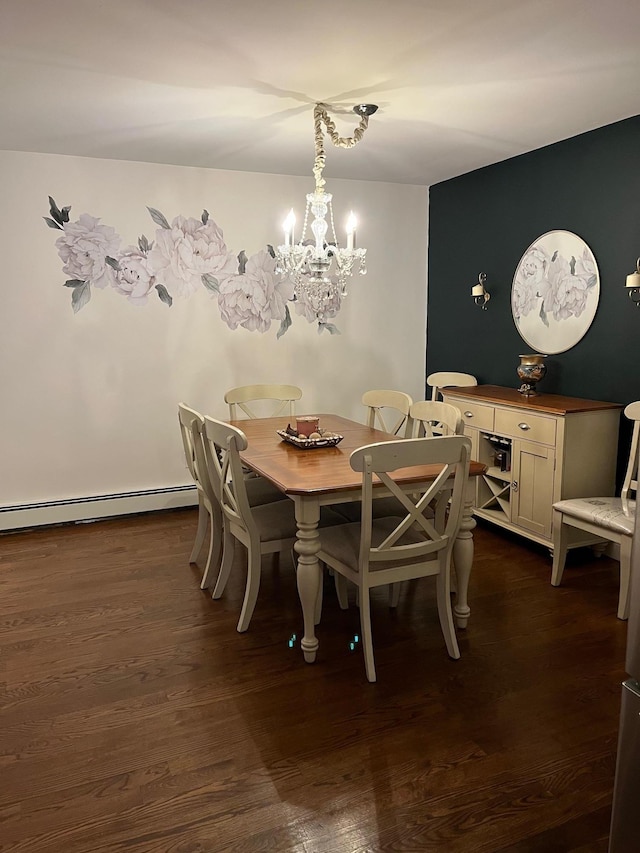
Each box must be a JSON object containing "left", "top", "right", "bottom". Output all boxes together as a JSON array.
[{"left": 0, "top": 509, "right": 628, "bottom": 852}]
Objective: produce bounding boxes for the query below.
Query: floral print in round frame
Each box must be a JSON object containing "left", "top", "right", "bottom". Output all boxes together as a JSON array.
[{"left": 511, "top": 230, "right": 599, "bottom": 355}]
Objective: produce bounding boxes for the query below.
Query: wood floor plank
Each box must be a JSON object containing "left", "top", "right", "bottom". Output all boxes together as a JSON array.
[{"left": 0, "top": 510, "right": 627, "bottom": 851}]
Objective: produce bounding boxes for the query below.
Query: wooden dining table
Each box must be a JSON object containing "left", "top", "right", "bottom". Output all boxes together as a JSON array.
[{"left": 230, "top": 413, "right": 486, "bottom": 664}]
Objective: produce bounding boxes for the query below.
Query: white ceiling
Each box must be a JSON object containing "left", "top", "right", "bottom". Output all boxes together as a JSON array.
[{"left": 1, "top": 0, "right": 639, "bottom": 186}]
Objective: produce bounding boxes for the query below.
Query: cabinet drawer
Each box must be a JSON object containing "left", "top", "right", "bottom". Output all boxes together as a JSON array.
[
  {"left": 456, "top": 401, "right": 494, "bottom": 431},
  {"left": 494, "top": 408, "right": 556, "bottom": 445}
]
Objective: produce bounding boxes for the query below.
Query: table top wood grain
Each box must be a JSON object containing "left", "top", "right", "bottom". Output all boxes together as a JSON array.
[{"left": 230, "top": 414, "right": 485, "bottom": 497}]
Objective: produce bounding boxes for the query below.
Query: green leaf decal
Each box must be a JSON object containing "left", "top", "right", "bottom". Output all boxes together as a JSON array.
[
  {"left": 266, "top": 244, "right": 275, "bottom": 259},
  {"left": 147, "top": 207, "right": 171, "bottom": 229},
  {"left": 237, "top": 250, "right": 248, "bottom": 275},
  {"left": 202, "top": 209, "right": 209, "bottom": 225},
  {"left": 319, "top": 322, "right": 340, "bottom": 335},
  {"left": 138, "top": 234, "right": 151, "bottom": 254},
  {"left": 60, "top": 205, "right": 71, "bottom": 223},
  {"left": 201, "top": 273, "right": 219, "bottom": 292},
  {"left": 48, "top": 196, "right": 66, "bottom": 227},
  {"left": 71, "top": 281, "right": 91, "bottom": 313},
  {"left": 155, "top": 284, "right": 173, "bottom": 306},
  {"left": 64, "top": 279, "right": 86, "bottom": 288},
  {"left": 105, "top": 256, "right": 120, "bottom": 271},
  {"left": 277, "top": 305, "right": 292, "bottom": 339},
  {"left": 44, "top": 216, "right": 63, "bottom": 230},
  {"left": 586, "top": 274, "right": 597, "bottom": 288}
]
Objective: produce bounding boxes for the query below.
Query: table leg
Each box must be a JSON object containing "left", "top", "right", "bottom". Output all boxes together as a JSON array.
[
  {"left": 293, "top": 497, "right": 322, "bottom": 663},
  {"left": 452, "top": 489, "right": 476, "bottom": 630}
]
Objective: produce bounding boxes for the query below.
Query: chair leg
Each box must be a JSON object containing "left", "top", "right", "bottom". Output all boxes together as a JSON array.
[
  {"left": 388, "top": 582, "right": 401, "bottom": 608},
  {"left": 189, "top": 495, "right": 208, "bottom": 563},
  {"left": 237, "top": 546, "right": 262, "bottom": 633},
  {"left": 334, "top": 572, "right": 349, "bottom": 610},
  {"left": 618, "top": 536, "right": 632, "bottom": 620},
  {"left": 212, "top": 528, "right": 235, "bottom": 599},
  {"left": 359, "top": 585, "right": 376, "bottom": 682},
  {"left": 314, "top": 570, "right": 324, "bottom": 626},
  {"left": 200, "top": 511, "right": 222, "bottom": 590},
  {"left": 436, "top": 562, "right": 460, "bottom": 660},
  {"left": 551, "top": 510, "right": 569, "bottom": 587}
]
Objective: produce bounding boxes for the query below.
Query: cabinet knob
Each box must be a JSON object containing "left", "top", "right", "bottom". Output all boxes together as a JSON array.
[
  {"left": 511, "top": 480, "right": 519, "bottom": 492},
  {"left": 464, "top": 411, "right": 474, "bottom": 418},
  {"left": 517, "top": 422, "right": 530, "bottom": 431}
]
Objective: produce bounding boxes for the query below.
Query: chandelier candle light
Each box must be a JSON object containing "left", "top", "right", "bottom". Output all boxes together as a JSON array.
[{"left": 275, "top": 103, "right": 378, "bottom": 323}]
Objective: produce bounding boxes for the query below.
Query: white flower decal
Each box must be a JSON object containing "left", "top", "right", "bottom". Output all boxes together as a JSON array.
[
  {"left": 55, "top": 212, "right": 121, "bottom": 290},
  {"left": 293, "top": 282, "right": 342, "bottom": 326},
  {"left": 218, "top": 249, "right": 294, "bottom": 333},
  {"left": 147, "top": 213, "right": 236, "bottom": 298},
  {"left": 111, "top": 247, "right": 156, "bottom": 305}
]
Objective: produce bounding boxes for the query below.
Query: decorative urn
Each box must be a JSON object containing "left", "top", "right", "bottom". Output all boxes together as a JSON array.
[{"left": 517, "top": 353, "right": 547, "bottom": 397}]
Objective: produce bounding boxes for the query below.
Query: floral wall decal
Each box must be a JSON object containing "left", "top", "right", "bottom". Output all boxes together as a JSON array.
[
  {"left": 44, "top": 197, "right": 340, "bottom": 336},
  {"left": 511, "top": 230, "right": 600, "bottom": 355}
]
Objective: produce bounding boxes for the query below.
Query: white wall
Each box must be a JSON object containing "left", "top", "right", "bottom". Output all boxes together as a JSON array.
[{"left": 0, "top": 150, "right": 428, "bottom": 524}]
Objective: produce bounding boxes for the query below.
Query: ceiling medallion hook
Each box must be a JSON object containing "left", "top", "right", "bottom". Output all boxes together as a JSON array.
[{"left": 353, "top": 104, "right": 379, "bottom": 117}]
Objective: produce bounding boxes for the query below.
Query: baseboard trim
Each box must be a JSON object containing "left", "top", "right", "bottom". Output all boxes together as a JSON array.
[{"left": 0, "top": 486, "right": 198, "bottom": 531}]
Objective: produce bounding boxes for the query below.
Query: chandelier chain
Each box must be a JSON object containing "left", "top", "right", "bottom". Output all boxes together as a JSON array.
[{"left": 312, "top": 104, "right": 370, "bottom": 193}]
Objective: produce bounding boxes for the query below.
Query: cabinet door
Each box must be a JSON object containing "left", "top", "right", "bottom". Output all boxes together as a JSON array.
[{"left": 511, "top": 439, "right": 555, "bottom": 538}]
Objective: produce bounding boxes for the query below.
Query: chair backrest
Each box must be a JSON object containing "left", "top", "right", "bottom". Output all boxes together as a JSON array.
[
  {"left": 178, "top": 403, "right": 206, "bottom": 491},
  {"left": 427, "top": 372, "right": 477, "bottom": 401},
  {"left": 350, "top": 435, "right": 472, "bottom": 572},
  {"left": 224, "top": 384, "right": 302, "bottom": 420},
  {"left": 621, "top": 401, "right": 640, "bottom": 500},
  {"left": 409, "top": 400, "right": 464, "bottom": 438},
  {"left": 362, "top": 389, "right": 414, "bottom": 437},
  {"left": 201, "top": 416, "right": 257, "bottom": 538}
]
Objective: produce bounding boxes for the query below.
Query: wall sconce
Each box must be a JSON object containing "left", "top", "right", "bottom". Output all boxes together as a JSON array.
[
  {"left": 626, "top": 259, "right": 640, "bottom": 306},
  {"left": 471, "top": 273, "right": 490, "bottom": 309}
]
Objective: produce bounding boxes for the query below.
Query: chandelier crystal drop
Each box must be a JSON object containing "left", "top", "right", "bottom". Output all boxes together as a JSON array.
[{"left": 275, "top": 103, "right": 377, "bottom": 323}]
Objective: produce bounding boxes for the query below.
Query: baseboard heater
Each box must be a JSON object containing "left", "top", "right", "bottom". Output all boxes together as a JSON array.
[{"left": 0, "top": 485, "right": 198, "bottom": 532}]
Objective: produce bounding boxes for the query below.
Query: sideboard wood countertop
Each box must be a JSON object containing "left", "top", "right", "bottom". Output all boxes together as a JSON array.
[{"left": 443, "top": 384, "right": 622, "bottom": 415}]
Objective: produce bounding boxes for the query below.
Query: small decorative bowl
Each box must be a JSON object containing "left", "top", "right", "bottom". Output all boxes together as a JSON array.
[{"left": 277, "top": 429, "right": 344, "bottom": 450}]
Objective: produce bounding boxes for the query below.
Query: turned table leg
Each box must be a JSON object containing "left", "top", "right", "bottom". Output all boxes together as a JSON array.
[
  {"left": 293, "top": 497, "right": 322, "bottom": 663},
  {"left": 453, "top": 490, "right": 476, "bottom": 630}
]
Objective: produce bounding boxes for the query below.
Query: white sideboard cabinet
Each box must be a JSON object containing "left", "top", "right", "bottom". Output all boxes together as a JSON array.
[{"left": 442, "top": 385, "right": 622, "bottom": 548}]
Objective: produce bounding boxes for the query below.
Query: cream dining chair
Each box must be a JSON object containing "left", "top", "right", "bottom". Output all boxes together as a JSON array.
[
  {"left": 335, "top": 390, "right": 414, "bottom": 528},
  {"left": 200, "top": 416, "right": 344, "bottom": 632},
  {"left": 224, "top": 384, "right": 303, "bottom": 420},
  {"left": 184, "top": 406, "right": 284, "bottom": 592},
  {"left": 318, "top": 435, "right": 472, "bottom": 682},
  {"left": 339, "top": 399, "right": 463, "bottom": 523},
  {"left": 178, "top": 403, "right": 221, "bottom": 588},
  {"left": 551, "top": 400, "right": 640, "bottom": 620},
  {"left": 426, "top": 372, "right": 477, "bottom": 402},
  {"left": 410, "top": 400, "right": 464, "bottom": 438},
  {"left": 362, "top": 389, "right": 414, "bottom": 437}
]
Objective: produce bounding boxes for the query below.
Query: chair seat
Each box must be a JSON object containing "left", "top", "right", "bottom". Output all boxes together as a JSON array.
[
  {"left": 553, "top": 497, "right": 635, "bottom": 536},
  {"left": 251, "top": 500, "right": 346, "bottom": 542},
  {"left": 319, "top": 516, "right": 439, "bottom": 573},
  {"left": 336, "top": 495, "right": 436, "bottom": 523},
  {"left": 245, "top": 476, "right": 284, "bottom": 507}
]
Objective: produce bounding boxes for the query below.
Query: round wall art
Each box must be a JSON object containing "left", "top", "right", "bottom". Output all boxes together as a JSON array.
[{"left": 511, "top": 230, "right": 599, "bottom": 354}]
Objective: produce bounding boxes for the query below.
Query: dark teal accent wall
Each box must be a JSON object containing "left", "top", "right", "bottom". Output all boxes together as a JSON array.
[{"left": 427, "top": 115, "right": 640, "bottom": 407}]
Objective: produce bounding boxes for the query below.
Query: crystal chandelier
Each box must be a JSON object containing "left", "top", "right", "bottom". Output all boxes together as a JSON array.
[{"left": 275, "top": 103, "right": 378, "bottom": 324}]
